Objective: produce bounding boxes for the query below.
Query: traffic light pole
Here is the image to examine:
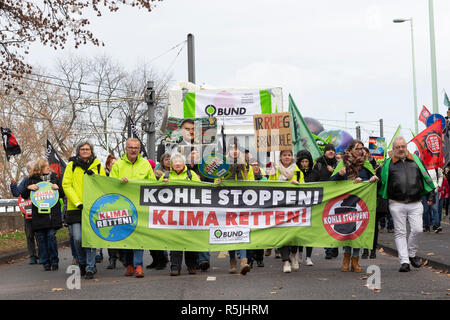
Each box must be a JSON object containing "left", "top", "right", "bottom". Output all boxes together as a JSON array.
[{"left": 145, "top": 81, "right": 156, "bottom": 161}]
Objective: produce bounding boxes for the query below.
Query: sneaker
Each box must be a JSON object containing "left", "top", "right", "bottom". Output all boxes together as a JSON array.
[
  {"left": 125, "top": 265, "right": 135, "bottom": 276},
  {"left": 325, "top": 252, "right": 332, "bottom": 259},
  {"left": 306, "top": 257, "right": 314, "bottom": 266},
  {"left": 135, "top": 266, "right": 145, "bottom": 278},
  {"left": 256, "top": 260, "right": 264, "bottom": 267},
  {"left": 51, "top": 265, "right": 58, "bottom": 271},
  {"left": 388, "top": 229, "right": 394, "bottom": 233},
  {"left": 44, "top": 265, "right": 51, "bottom": 271},
  {"left": 264, "top": 249, "right": 272, "bottom": 256},
  {"left": 435, "top": 226, "right": 442, "bottom": 233},
  {"left": 275, "top": 253, "right": 281, "bottom": 259},
  {"left": 369, "top": 250, "right": 376, "bottom": 259},
  {"left": 283, "top": 263, "right": 291, "bottom": 273},
  {"left": 188, "top": 267, "right": 197, "bottom": 275},
  {"left": 170, "top": 268, "right": 180, "bottom": 276},
  {"left": 290, "top": 256, "right": 299, "bottom": 271},
  {"left": 85, "top": 271, "right": 94, "bottom": 279},
  {"left": 29, "top": 257, "right": 37, "bottom": 265}
]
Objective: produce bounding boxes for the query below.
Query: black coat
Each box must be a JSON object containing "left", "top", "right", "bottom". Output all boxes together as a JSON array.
[
  {"left": 296, "top": 150, "right": 320, "bottom": 183},
  {"left": 313, "top": 156, "right": 337, "bottom": 181},
  {"left": 21, "top": 173, "right": 64, "bottom": 232}
]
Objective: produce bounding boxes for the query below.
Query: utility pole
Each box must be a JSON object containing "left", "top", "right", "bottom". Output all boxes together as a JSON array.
[
  {"left": 379, "top": 119, "right": 384, "bottom": 137},
  {"left": 145, "top": 81, "right": 156, "bottom": 161},
  {"left": 187, "top": 34, "right": 196, "bottom": 84},
  {"left": 356, "top": 125, "right": 361, "bottom": 140}
]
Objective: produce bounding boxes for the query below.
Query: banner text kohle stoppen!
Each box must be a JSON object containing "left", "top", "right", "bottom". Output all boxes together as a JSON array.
[{"left": 140, "top": 185, "right": 323, "bottom": 229}]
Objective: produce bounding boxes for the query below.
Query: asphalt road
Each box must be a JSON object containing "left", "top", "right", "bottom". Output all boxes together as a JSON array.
[{"left": 0, "top": 245, "right": 449, "bottom": 302}]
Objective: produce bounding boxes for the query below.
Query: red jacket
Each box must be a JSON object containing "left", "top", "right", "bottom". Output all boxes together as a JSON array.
[{"left": 438, "top": 176, "right": 449, "bottom": 199}]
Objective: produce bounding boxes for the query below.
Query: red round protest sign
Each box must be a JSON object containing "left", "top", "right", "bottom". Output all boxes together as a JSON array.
[
  {"left": 322, "top": 193, "right": 370, "bottom": 241},
  {"left": 18, "top": 196, "right": 32, "bottom": 219}
]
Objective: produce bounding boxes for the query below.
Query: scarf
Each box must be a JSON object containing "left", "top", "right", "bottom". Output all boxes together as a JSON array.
[
  {"left": 70, "top": 155, "right": 95, "bottom": 171},
  {"left": 39, "top": 173, "right": 52, "bottom": 182},
  {"left": 343, "top": 150, "right": 367, "bottom": 180},
  {"left": 276, "top": 160, "right": 296, "bottom": 181}
]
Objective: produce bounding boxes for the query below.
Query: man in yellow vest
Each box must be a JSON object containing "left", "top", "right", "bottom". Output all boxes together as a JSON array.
[{"left": 110, "top": 138, "right": 156, "bottom": 278}]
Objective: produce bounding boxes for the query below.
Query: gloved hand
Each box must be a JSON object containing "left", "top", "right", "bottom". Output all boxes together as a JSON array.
[
  {"left": 85, "top": 169, "right": 94, "bottom": 175},
  {"left": 77, "top": 204, "right": 84, "bottom": 210}
]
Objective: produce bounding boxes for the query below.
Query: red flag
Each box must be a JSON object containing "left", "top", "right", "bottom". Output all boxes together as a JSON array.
[
  {"left": 419, "top": 105, "right": 432, "bottom": 125},
  {"left": 411, "top": 120, "right": 444, "bottom": 169}
]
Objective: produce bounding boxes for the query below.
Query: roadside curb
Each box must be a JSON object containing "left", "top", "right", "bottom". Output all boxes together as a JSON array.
[
  {"left": 377, "top": 242, "right": 449, "bottom": 272},
  {"left": 0, "top": 240, "right": 70, "bottom": 264}
]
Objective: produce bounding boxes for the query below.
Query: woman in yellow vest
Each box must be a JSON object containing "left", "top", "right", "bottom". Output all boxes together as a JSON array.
[
  {"left": 268, "top": 149, "right": 304, "bottom": 273},
  {"left": 216, "top": 137, "right": 254, "bottom": 275},
  {"left": 161, "top": 153, "right": 200, "bottom": 276}
]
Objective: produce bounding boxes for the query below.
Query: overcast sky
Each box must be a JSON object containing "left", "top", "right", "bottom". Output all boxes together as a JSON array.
[{"left": 29, "top": 0, "right": 450, "bottom": 148}]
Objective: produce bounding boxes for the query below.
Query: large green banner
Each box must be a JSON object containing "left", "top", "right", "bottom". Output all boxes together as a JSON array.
[{"left": 82, "top": 175, "right": 377, "bottom": 251}]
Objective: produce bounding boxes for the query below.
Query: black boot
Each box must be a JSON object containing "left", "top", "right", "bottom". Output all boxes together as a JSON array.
[
  {"left": 107, "top": 258, "right": 117, "bottom": 269},
  {"left": 361, "top": 249, "right": 369, "bottom": 259}
]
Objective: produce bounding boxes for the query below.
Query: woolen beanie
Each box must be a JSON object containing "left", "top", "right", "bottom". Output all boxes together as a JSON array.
[{"left": 324, "top": 144, "right": 336, "bottom": 153}]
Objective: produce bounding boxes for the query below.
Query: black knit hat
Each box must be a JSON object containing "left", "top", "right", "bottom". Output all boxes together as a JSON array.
[{"left": 324, "top": 144, "right": 336, "bottom": 153}]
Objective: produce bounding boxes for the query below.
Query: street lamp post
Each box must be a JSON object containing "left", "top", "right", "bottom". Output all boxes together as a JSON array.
[
  {"left": 428, "top": 0, "right": 439, "bottom": 114},
  {"left": 345, "top": 111, "right": 354, "bottom": 131},
  {"left": 393, "top": 17, "right": 418, "bottom": 135}
]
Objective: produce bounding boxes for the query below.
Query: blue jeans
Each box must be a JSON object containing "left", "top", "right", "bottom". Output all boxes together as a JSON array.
[
  {"left": 198, "top": 252, "right": 210, "bottom": 264},
  {"left": 344, "top": 246, "right": 360, "bottom": 257},
  {"left": 36, "top": 228, "right": 59, "bottom": 268},
  {"left": 422, "top": 194, "right": 438, "bottom": 228},
  {"left": 125, "top": 249, "right": 144, "bottom": 267},
  {"left": 229, "top": 250, "right": 247, "bottom": 259},
  {"left": 435, "top": 196, "right": 443, "bottom": 227},
  {"left": 69, "top": 223, "right": 96, "bottom": 272}
]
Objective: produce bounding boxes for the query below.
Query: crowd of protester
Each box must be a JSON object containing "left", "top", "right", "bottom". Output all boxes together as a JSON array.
[{"left": 9, "top": 134, "right": 448, "bottom": 279}]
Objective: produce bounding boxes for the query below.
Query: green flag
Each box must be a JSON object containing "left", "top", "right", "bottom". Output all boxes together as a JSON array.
[
  {"left": 384, "top": 125, "right": 402, "bottom": 158},
  {"left": 444, "top": 92, "right": 450, "bottom": 108},
  {"left": 288, "top": 94, "right": 322, "bottom": 160}
]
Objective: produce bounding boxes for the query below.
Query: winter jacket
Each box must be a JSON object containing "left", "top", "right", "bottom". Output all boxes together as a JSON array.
[
  {"left": 268, "top": 165, "right": 305, "bottom": 183},
  {"left": 215, "top": 164, "right": 255, "bottom": 182},
  {"left": 379, "top": 152, "right": 435, "bottom": 202},
  {"left": 159, "top": 165, "right": 201, "bottom": 182},
  {"left": 109, "top": 153, "right": 156, "bottom": 181},
  {"left": 296, "top": 150, "right": 320, "bottom": 183},
  {"left": 313, "top": 156, "right": 338, "bottom": 181},
  {"left": 438, "top": 176, "right": 449, "bottom": 200},
  {"left": 21, "top": 173, "right": 64, "bottom": 232},
  {"left": 10, "top": 177, "right": 29, "bottom": 197},
  {"left": 62, "top": 156, "right": 106, "bottom": 224}
]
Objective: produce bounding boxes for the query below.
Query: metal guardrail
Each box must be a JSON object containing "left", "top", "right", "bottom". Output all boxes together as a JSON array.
[{"left": 0, "top": 199, "right": 20, "bottom": 213}]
